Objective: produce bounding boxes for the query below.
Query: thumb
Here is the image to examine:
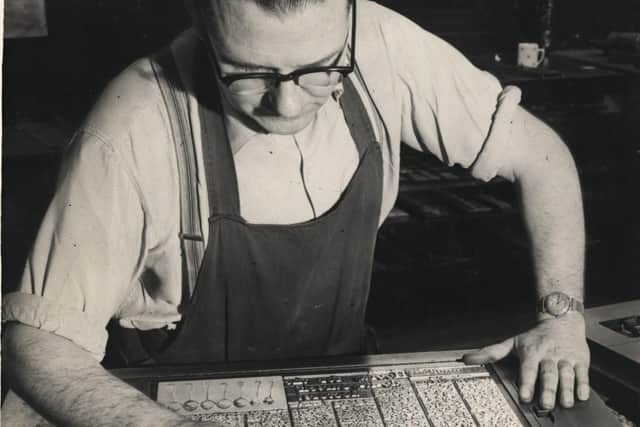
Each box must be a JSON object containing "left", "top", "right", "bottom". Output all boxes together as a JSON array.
[{"left": 462, "top": 337, "right": 515, "bottom": 365}]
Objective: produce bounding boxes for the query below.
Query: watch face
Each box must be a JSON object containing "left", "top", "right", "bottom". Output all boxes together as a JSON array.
[{"left": 544, "top": 292, "right": 571, "bottom": 316}]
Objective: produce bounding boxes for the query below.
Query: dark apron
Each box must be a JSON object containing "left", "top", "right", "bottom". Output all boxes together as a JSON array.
[{"left": 114, "top": 45, "right": 382, "bottom": 365}]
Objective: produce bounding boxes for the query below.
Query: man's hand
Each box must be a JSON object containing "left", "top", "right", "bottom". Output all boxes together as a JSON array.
[{"left": 462, "top": 313, "right": 590, "bottom": 410}]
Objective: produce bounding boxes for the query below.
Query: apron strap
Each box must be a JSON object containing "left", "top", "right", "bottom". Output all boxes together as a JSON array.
[
  {"left": 195, "top": 44, "right": 242, "bottom": 219},
  {"left": 150, "top": 47, "right": 206, "bottom": 301},
  {"left": 340, "top": 74, "right": 379, "bottom": 159}
]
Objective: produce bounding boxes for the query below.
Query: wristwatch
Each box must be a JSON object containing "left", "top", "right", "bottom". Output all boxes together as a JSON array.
[{"left": 538, "top": 292, "right": 584, "bottom": 318}]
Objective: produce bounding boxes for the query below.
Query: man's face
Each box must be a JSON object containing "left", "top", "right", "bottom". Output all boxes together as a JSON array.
[{"left": 204, "top": 0, "right": 351, "bottom": 135}]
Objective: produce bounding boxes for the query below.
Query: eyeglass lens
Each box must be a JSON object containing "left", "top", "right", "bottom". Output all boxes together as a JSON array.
[{"left": 229, "top": 71, "right": 345, "bottom": 95}]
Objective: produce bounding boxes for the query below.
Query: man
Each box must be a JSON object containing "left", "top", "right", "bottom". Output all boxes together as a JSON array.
[{"left": 2, "top": 0, "right": 589, "bottom": 425}]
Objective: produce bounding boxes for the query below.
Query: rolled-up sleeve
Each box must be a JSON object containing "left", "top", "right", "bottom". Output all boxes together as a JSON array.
[
  {"left": 469, "top": 85, "right": 522, "bottom": 181},
  {"left": 379, "top": 5, "right": 521, "bottom": 180},
  {"left": 2, "top": 129, "right": 147, "bottom": 361}
]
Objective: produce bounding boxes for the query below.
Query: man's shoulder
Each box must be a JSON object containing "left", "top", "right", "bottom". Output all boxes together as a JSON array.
[
  {"left": 74, "top": 43, "right": 186, "bottom": 200},
  {"left": 358, "top": 1, "right": 449, "bottom": 55},
  {"left": 83, "top": 29, "right": 199, "bottom": 137},
  {"left": 358, "top": 0, "right": 420, "bottom": 34},
  {"left": 82, "top": 55, "right": 166, "bottom": 143}
]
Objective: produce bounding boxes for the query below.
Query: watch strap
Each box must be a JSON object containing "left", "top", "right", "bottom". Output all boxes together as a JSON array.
[{"left": 569, "top": 298, "right": 585, "bottom": 314}]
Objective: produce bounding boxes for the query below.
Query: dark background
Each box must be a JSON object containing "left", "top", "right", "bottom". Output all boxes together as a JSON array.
[{"left": 3, "top": 0, "right": 640, "bottom": 355}]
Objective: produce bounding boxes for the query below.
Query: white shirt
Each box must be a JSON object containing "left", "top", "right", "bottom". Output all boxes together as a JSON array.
[
  {"left": 2, "top": 0, "right": 522, "bottom": 360},
  {"left": 225, "top": 92, "right": 360, "bottom": 224}
]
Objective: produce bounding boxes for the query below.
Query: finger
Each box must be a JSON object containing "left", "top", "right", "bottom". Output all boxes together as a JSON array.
[
  {"left": 462, "top": 338, "right": 514, "bottom": 365},
  {"left": 519, "top": 358, "right": 538, "bottom": 403},
  {"left": 575, "top": 363, "right": 590, "bottom": 401},
  {"left": 558, "top": 360, "right": 575, "bottom": 408},
  {"left": 539, "top": 359, "right": 558, "bottom": 409}
]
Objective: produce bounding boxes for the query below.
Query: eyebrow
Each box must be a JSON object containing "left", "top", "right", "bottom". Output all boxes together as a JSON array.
[{"left": 218, "top": 46, "right": 344, "bottom": 72}]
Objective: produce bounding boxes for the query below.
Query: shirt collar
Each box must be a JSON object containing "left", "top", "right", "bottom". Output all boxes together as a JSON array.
[
  {"left": 221, "top": 82, "right": 345, "bottom": 155},
  {"left": 220, "top": 96, "right": 261, "bottom": 155}
]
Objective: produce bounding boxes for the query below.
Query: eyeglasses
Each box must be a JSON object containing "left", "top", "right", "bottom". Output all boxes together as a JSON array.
[{"left": 204, "top": 1, "right": 356, "bottom": 97}]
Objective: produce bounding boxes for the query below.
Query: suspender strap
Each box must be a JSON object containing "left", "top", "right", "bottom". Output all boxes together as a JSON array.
[
  {"left": 151, "top": 47, "right": 205, "bottom": 300},
  {"left": 193, "top": 43, "right": 242, "bottom": 218}
]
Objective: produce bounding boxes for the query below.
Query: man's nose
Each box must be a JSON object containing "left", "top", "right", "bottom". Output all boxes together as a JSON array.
[{"left": 270, "top": 80, "right": 303, "bottom": 118}]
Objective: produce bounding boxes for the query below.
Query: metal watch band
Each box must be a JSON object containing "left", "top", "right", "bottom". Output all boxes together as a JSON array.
[
  {"left": 569, "top": 298, "right": 585, "bottom": 314},
  {"left": 538, "top": 293, "right": 585, "bottom": 316}
]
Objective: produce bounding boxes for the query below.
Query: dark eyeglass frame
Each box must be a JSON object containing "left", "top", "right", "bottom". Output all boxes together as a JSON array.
[{"left": 203, "top": 0, "right": 356, "bottom": 92}]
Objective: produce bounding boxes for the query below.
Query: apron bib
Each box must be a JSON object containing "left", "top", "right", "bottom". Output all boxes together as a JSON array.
[{"left": 115, "top": 44, "right": 382, "bottom": 365}]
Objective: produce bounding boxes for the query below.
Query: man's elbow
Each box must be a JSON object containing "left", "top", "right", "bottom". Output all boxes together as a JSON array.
[
  {"left": 508, "top": 107, "right": 579, "bottom": 184},
  {"left": 3, "top": 323, "right": 100, "bottom": 384},
  {"left": 3, "top": 323, "right": 42, "bottom": 400},
  {"left": 3, "top": 322, "right": 37, "bottom": 362}
]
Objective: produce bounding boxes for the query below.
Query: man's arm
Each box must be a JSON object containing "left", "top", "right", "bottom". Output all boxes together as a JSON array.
[
  {"left": 464, "top": 106, "right": 590, "bottom": 410},
  {"left": 3, "top": 323, "right": 217, "bottom": 427},
  {"left": 366, "top": 2, "right": 588, "bottom": 410}
]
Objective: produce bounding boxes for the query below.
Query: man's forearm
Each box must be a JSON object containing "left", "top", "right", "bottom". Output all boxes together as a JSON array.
[
  {"left": 3, "top": 323, "right": 204, "bottom": 427},
  {"left": 516, "top": 132, "right": 585, "bottom": 302},
  {"left": 464, "top": 107, "right": 590, "bottom": 409}
]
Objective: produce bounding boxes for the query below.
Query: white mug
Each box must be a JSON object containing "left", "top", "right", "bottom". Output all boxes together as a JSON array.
[{"left": 517, "top": 42, "right": 545, "bottom": 68}]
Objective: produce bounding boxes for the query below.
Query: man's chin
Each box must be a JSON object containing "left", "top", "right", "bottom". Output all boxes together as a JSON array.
[{"left": 254, "top": 115, "right": 314, "bottom": 135}]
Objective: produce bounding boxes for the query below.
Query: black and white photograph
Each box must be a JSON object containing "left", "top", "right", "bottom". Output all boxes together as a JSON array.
[{"left": 2, "top": 1, "right": 639, "bottom": 425}]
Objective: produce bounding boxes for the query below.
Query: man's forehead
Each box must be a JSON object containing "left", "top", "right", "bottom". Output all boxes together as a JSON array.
[
  {"left": 204, "top": 0, "right": 350, "bottom": 68},
  {"left": 202, "top": 0, "right": 349, "bottom": 31}
]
